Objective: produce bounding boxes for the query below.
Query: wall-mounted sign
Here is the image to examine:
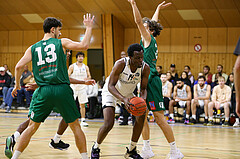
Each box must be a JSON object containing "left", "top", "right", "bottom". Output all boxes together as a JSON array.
[{"left": 194, "top": 44, "right": 202, "bottom": 52}]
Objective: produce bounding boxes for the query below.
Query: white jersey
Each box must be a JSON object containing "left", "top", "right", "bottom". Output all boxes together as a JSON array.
[
  {"left": 197, "top": 84, "right": 207, "bottom": 98},
  {"left": 162, "top": 81, "right": 170, "bottom": 96},
  {"left": 70, "top": 62, "right": 87, "bottom": 91},
  {"left": 177, "top": 84, "right": 188, "bottom": 99},
  {"left": 102, "top": 57, "right": 145, "bottom": 104}
]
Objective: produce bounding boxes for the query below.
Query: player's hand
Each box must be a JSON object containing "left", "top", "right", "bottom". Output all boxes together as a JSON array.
[
  {"left": 85, "top": 79, "right": 96, "bottom": 85},
  {"left": 25, "top": 83, "right": 38, "bottom": 91},
  {"left": 175, "top": 98, "right": 180, "bottom": 102},
  {"left": 83, "top": 13, "right": 95, "bottom": 28},
  {"left": 122, "top": 97, "right": 134, "bottom": 111},
  {"left": 12, "top": 85, "right": 21, "bottom": 97},
  {"left": 128, "top": 0, "right": 135, "bottom": 5},
  {"left": 158, "top": 1, "right": 172, "bottom": 10}
]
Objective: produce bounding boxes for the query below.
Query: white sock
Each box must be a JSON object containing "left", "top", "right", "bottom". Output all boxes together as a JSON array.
[
  {"left": 225, "top": 117, "right": 229, "bottom": 121},
  {"left": 170, "top": 114, "right": 174, "bottom": 119},
  {"left": 53, "top": 133, "right": 61, "bottom": 143},
  {"left": 143, "top": 140, "right": 150, "bottom": 149},
  {"left": 81, "top": 118, "right": 86, "bottom": 122},
  {"left": 169, "top": 141, "right": 177, "bottom": 152},
  {"left": 236, "top": 118, "right": 239, "bottom": 123},
  {"left": 11, "top": 150, "right": 21, "bottom": 159},
  {"left": 13, "top": 131, "right": 20, "bottom": 142},
  {"left": 129, "top": 141, "right": 137, "bottom": 151},
  {"left": 205, "top": 116, "right": 208, "bottom": 120},
  {"left": 186, "top": 114, "right": 190, "bottom": 119},
  {"left": 192, "top": 115, "right": 196, "bottom": 120},
  {"left": 209, "top": 116, "right": 213, "bottom": 121},
  {"left": 80, "top": 152, "right": 88, "bottom": 159},
  {"left": 93, "top": 142, "right": 100, "bottom": 149}
]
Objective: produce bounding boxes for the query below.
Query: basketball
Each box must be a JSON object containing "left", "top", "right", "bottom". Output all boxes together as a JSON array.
[{"left": 128, "top": 97, "right": 147, "bottom": 116}]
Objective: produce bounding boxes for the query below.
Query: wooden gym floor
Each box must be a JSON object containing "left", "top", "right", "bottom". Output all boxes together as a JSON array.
[{"left": 0, "top": 111, "right": 240, "bottom": 159}]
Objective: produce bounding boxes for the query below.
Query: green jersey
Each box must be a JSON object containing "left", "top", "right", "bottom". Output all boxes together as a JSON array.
[
  {"left": 140, "top": 35, "right": 158, "bottom": 74},
  {"left": 31, "top": 38, "right": 70, "bottom": 86}
]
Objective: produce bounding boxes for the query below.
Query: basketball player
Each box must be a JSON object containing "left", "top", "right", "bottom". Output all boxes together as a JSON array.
[
  {"left": 190, "top": 76, "right": 211, "bottom": 125},
  {"left": 91, "top": 43, "right": 150, "bottom": 159},
  {"left": 169, "top": 78, "right": 192, "bottom": 124},
  {"left": 128, "top": 0, "right": 183, "bottom": 158},
  {"left": 68, "top": 52, "right": 91, "bottom": 127},
  {"left": 234, "top": 37, "right": 240, "bottom": 117},
  {"left": 9, "top": 14, "right": 94, "bottom": 159}
]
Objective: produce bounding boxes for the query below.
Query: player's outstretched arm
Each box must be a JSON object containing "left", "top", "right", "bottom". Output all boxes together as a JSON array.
[
  {"left": 152, "top": 1, "right": 172, "bottom": 22},
  {"left": 12, "top": 47, "right": 32, "bottom": 97},
  {"left": 128, "top": 0, "right": 151, "bottom": 46},
  {"left": 140, "top": 64, "right": 150, "bottom": 101},
  {"left": 61, "top": 13, "right": 94, "bottom": 51},
  {"left": 69, "top": 77, "right": 95, "bottom": 85}
]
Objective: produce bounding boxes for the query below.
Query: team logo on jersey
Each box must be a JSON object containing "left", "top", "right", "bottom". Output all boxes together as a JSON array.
[
  {"left": 149, "top": 101, "right": 156, "bottom": 110},
  {"left": 135, "top": 73, "right": 140, "bottom": 77},
  {"left": 128, "top": 74, "right": 135, "bottom": 81}
]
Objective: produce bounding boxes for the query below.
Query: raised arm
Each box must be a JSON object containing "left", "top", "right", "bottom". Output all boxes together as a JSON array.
[
  {"left": 140, "top": 64, "right": 150, "bottom": 101},
  {"left": 61, "top": 13, "right": 94, "bottom": 51},
  {"left": 128, "top": 0, "right": 151, "bottom": 46},
  {"left": 152, "top": 1, "right": 172, "bottom": 22}
]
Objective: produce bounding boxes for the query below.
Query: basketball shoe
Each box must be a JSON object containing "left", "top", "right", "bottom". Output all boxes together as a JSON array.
[
  {"left": 49, "top": 139, "right": 70, "bottom": 150},
  {"left": 124, "top": 147, "right": 143, "bottom": 159},
  {"left": 81, "top": 120, "right": 89, "bottom": 127},
  {"left": 5, "top": 135, "right": 15, "bottom": 158},
  {"left": 91, "top": 145, "right": 100, "bottom": 159},
  {"left": 140, "top": 146, "right": 154, "bottom": 159},
  {"left": 167, "top": 118, "right": 175, "bottom": 124},
  {"left": 166, "top": 148, "right": 184, "bottom": 159}
]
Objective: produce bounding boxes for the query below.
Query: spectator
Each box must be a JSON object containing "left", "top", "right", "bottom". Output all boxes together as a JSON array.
[
  {"left": 156, "top": 65, "right": 162, "bottom": 77},
  {"left": 212, "top": 64, "right": 228, "bottom": 82},
  {"left": 86, "top": 82, "right": 99, "bottom": 119},
  {"left": 3, "top": 64, "right": 12, "bottom": 77},
  {"left": 17, "top": 65, "right": 32, "bottom": 107},
  {"left": 181, "top": 71, "right": 191, "bottom": 87},
  {"left": 203, "top": 65, "right": 212, "bottom": 84},
  {"left": 121, "top": 51, "right": 127, "bottom": 58},
  {"left": 193, "top": 72, "right": 207, "bottom": 85},
  {"left": 4, "top": 77, "right": 16, "bottom": 113},
  {"left": 160, "top": 73, "right": 173, "bottom": 115},
  {"left": 184, "top": 65, "right": 194, "bottom": 85},
  {"left": 211, "top": 72, "right": 221, "bottom": 88},
  {"left": 0, "top": 67, "right": 11, "bottom": 108},
  {"left": 169, "top": 64, "right": 178, "bottom": 83},
  {"left": 168, "top": 78, "right": 192, "bottom": 124},
  {"left": 190, "top": 76, "right": 211, "bottom": 125},
  {"left": 207, "top": 76, "right": 231, "bottom": 127}
]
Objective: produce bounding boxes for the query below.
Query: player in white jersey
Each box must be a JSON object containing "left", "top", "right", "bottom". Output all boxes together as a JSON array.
[
  {"left": 160, "top": 73, "right": 173, "bottom": 114},
  {"left": 168, "top": 78, "right": 192, "bottom": 124},
  {"left": 191, "top": 76, "right": 211, "bottom": 125},
  {"left": 68, "top": 52, "right": 91, "bottom": 127},
  {"left": 91, "top": 44, "right": 150, "bottom": 159}
]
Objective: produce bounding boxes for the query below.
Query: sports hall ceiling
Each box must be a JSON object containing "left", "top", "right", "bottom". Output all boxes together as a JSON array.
[{"left": 0, "top": 0, "right": 240, "bottom": 30}]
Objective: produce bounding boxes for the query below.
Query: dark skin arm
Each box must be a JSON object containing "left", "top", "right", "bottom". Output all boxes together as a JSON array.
[{"left": 140, "top": 64, "right": 150, "bottom": 101}]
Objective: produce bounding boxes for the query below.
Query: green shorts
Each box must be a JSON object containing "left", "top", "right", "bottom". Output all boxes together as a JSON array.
[
  {"left": 146, "top": 72, "right": 165, "bottom": 112},
  {"left": 28, "top": 84, "right": 80, "bottom": 123}
]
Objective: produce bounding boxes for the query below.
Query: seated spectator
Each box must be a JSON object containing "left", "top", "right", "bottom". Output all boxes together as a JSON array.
[
  {"left": 169, "top": 64, "right": 178, "bottom": 83},
  {"left": 156, "top": 65, "right": 162, "bottom": 77},
  {"left": 181, "top": 71, "right": 191, "bottom": 87},
  {"left": 184, "top": 65, "right": 194, "bottom": 85},
  {"left": 86, "top": 82, "right": 99, "bottom": 119},
  {"left": 193, "top": 72, "right": 207, "bottom": 85},
  {"left": 121, "top": 51, "right": 127, "bottom": 58},
  {"left": 203, "top": 65, "right": 212, "bottom": 85},
  {"left": 227, "top": 73, "right": 239, "bottom": 127},
  {"left": 168, "top": 78, "right": 192, "bottom": 124},
  {"left": 17, "top": 65, "right": 32, "bottom": 107},
  {"left": 3, "top": 64, "right": 12, "bottom": 77},
  {"left": 5, "top": 77, "right": 16, "bottom": 113},
  {"left": 211, "top": 72, "right": 221, "bottom": 88},
  {"left": 212, "top": 64, "right": 228, "bottom": 82},
  {"left": 160, "top": 73, "right": 173, "bottom": 115},
  {"left": 191, "top": 76, "right": 211, "bottom": 125},
  {"left": 0, "top": 67, "right": 11, "bottom": 108},
  {"left": 207, "top": 76, "right": 231, "bottom": 127}
]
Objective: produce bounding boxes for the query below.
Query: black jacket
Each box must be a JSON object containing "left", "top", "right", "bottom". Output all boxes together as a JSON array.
[{"left": 0, "top": 73, "right": 11, "bottom": 88}]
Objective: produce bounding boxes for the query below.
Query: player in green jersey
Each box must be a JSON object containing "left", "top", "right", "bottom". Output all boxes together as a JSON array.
[
  {"left": 128, "top": 1, "right": 184, "bottom": 159},
  {"left": 10, "top": 14, "right": 94, "bottom": 159}
]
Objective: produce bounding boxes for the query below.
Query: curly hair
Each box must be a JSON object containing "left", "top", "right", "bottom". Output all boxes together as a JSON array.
[{"left": 142, "top": 17, "right": 163, "bottom": 37}]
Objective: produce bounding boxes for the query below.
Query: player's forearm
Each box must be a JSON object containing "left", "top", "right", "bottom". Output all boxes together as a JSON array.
[
  {"left": 152, "top": 5, "right": 160, "bottom": 21},
  {"left": 81, "top": 27, "right": 93, "bottom": 50},
  {"left": 131, "top": 2, "right": 142, "bottom": 25},
  {"left": 15, "top": 66, "right": 23, "bottom": 87},
  {"left": 140, "top": 89, "right": 147, "bottom": 101},
  {"left": 69, "top": 77, "right": 86, "bottom": 84},
  {"left": 108, "top": 85, "right": 125, "bottom": 102}
]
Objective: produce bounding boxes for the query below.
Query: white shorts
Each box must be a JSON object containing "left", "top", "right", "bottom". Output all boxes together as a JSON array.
[
  {"left": 198, "top": 100, "right": 205, "bottom": 107},
  {"left": 215, "top": 101, "right": 231, "bottom": 109},
  {"left": 102, "top": 91, "right": 134, "bottom": 108},
  {"left": 178, "top": 101, "right": 186, "bottom": 107},
  {"left": 73, "top": 89, "right": 88, "bottom": 104}
]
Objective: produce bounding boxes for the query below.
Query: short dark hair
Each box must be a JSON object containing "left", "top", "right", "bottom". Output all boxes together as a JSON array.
[
  {"left": 217, "top": 64, "right": 223, "bottom": 69},
  {"left": 43, "top": 17, "right": 62, "bottom": 33},
  {"left": 127, "top": 43, "right": 143, "bottom": 57},
  {"left": 203, "top": 65, "right": 210, "bottom": 71},
  {"left": 176, "top": 78, "right": 184, "bottom": 82},
  {"left": 142, "top": 17, "right": 163, "bottom": 37},
  {"left": 198, "top": 76, "right": 206, "bottom": 81},
  {"left": 184, "top": 65, "right": 190, "bottom": 70},
  {"left": 157, "top": 65, "right": 162, "bottom": 69},
  {"left": 76, "top": 52, "right": 85, "bottom": 58}
]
